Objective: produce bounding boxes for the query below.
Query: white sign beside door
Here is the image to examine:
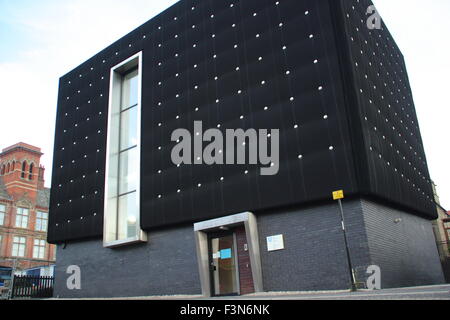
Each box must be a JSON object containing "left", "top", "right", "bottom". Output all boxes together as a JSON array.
[{"left": 267, "top": 234, "right": 285, "bottom": 252}]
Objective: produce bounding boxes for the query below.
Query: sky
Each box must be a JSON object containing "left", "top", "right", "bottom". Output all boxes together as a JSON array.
[{"left": 0, "top": 0, "right": 449, "bottom": 209}]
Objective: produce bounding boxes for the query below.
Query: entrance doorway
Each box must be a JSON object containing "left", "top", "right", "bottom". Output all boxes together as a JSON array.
[
  {"left": 208, "top": 232, "right": 239, "bottom": 296},
  {"left": 194, "top": 212, "right": 264, "bottom": 297}
]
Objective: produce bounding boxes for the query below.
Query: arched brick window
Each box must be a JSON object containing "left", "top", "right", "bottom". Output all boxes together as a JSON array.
[
  {"left": 29, "top": 163, "right": 34, "bottom": 180},
  {"left": 21, "top": 161, "right": 27, "bottom": 178}
]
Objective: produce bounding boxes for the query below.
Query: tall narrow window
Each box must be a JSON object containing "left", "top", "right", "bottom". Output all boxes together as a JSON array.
[
  {"left": 21, "top": 161, "right": 26, "bottom": 178},
  {"left": 0, "top": 204, "right": 5, "bottom": 226},
  {"left": 12, "top": 236, "right": 26, "bottom": 257},
  {"left": 104, "top": 52, "right": 146, "bottom": 247},
  {"left": 15, "top": 207, "right": 29, "bottom": 228},
  {"left": 33, "top": 239, "right": 46, "bottom": 259},
  {"left": 36, "top": 211, "right": 48, "bottom": 232},
  {"left": 29, "top": 163, "right": 34, "bottom": 180}
]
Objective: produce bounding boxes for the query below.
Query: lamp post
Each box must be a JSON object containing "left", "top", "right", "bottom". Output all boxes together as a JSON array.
[{"left": 333, "top": 190, "right": 357, "bottom": 292}]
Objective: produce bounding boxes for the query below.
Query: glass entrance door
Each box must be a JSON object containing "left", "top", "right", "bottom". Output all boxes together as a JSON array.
[{"left": 209, "top": 233, "right": 238, "bottom": 296}]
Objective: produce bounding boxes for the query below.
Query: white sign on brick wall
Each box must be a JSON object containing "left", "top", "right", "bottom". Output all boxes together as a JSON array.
[{"left": 267, "top": 234, "right": 285, "bottom": 252}]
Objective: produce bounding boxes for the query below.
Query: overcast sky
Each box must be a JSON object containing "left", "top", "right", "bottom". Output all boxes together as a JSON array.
[{"left": 0, "top": 0, "right": 449, "bottom": 209}]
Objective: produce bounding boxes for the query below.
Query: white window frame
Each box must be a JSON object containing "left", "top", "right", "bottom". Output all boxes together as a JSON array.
[
  {"left": 35, "top": 211, "right": 48, "bottom": 232},
  {"left": 0, "top": 204, "right": 5, "bottom": 226},
  {"left": 15, "top": 207, "right": 29, "bottom": 229},
  {"left": 103, "top": 51, "right": 147, "bottom": 248},
  {"left": 33, "top": 239, "right": 46, "bottom": 259},
  {"left": 12, "top": 236, "right": 26, "bottom": 257}
]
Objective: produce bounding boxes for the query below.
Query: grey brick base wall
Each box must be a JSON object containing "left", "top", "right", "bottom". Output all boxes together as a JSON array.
[
  {"left": 257, "top": 200, "right": 371, "bottom": 292},
  {"left": 53, "top": 198, "right": 444, "bottom": 298},
  {"left": 361, "top": 199, "right": 445, "bottom": 288},
  {"left": 54, "top": 225, "right": 201, "bottom": 298},
  {"left": 257, "top": 199, "right": 444, "bottom": 292}
]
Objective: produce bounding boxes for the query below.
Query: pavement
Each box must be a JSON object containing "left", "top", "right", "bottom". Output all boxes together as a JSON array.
[
  {"left": 53, "top": 284, "right": 450, "bottom": 300},
  {"left": 217, "top": 284, "right": 450, "bottom": 300}
]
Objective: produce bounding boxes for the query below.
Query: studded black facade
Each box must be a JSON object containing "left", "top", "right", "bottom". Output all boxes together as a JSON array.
[{"left": 48, "top": 0, "right": 435, "bottom": 244}]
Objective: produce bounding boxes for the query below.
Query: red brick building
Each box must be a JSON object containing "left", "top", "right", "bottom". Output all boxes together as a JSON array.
[{"left": 0, "top": 143, "right": 55, "bottom": 271}]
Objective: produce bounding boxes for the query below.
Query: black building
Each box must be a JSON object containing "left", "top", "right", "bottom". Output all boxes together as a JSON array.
[{"left": 49, "top": 0, "right": 444, "bottom": 298}]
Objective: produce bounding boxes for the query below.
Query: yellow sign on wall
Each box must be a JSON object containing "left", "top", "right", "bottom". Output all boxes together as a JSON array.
[{"left": 333, "top": 190, "right": 344, "bottom": 200}]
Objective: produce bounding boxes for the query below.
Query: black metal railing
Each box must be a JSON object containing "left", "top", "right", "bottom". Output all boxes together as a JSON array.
[{"left": 11, "top": 276, "right": 54, "bottom": 299}]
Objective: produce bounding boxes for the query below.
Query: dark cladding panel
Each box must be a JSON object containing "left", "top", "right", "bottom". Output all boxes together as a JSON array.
[
  {"left": 336, "top": 0, "right": 435, "bottom": 218},
  {"left": 140, "top": 0, "right": 357, "bottom": 230},
  {"left": 49, "top": 75, "right": 107, "bottom": 242},
  {"left": 50, "top": 0, "right": 360, "bottom": 243}
]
